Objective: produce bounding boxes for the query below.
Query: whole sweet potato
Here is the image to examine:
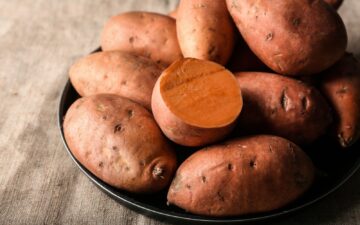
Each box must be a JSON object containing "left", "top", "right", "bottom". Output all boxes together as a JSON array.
[
  {"left": 101, "top": 12, "right": 182, "bottom": 66},
  {"left": 69, "top": 51, "right": 163, "bottom": 110},
  {"left": 320, "top": 53, "right": 360, "bottom": 147},
  {"left": 63, "top": 94, "right": 177, "bottom": 193},
  {"left": 177, "top": 0, "right": 236, "bottom": 65},
  {"left": 152, "top": 58, "right": 243, "bottom": 147},
  {"left": 167, "top": 135, "right": 315, "bottom": 216},
  {"left": 226, "top": 0, "right": 347, "bottom": 76},
  {"left": 235, "top": 72, "right": 332, "bottom": 144}
]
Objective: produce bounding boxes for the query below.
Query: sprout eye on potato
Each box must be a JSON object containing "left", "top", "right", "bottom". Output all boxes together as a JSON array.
[
  {"left": 167, "top": 135, "right": 315, "bottom": 217},
  {"left": 63, "top": 94, "right": 177, "bottom": 193}
]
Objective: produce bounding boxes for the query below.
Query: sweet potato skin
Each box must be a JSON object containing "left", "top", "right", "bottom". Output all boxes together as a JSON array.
[
  {"left": 167, "top": 135, "right": 315, "bottom": 217},
  {"left": 226, "top": 0, "right": 347, "bottom": 76},
  {"left": 101, "top": 12, "right": 182, "bottom": 66},
  {"left": 63, "top": 94, "right": 177, "bottom": 193},
  {"left": 177, "top": 0, "right": 235, "bottom": 65},
  {"left": 320, "top": 53, "right": 360, "bottom": 147},
  {"left": 69, "top": 51, "right": 164, "bottom": 110},
  {"left": 235, "top": 72, "right": 332, "bottom": 145}
]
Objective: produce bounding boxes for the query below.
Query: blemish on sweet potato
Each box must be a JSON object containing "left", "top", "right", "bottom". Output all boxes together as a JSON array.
[
  {"left": 114, "top": 124, "right": 123, "bottom": 133},
  {"left": 335, "top": 86, "right": 348, "bottom": 94},
  {"left": 127, "top": 109, "right": 134, "bottom": 118},
  {"left": 153, "top": 167, "right": 165, "bottom": 179},
  {"left": 96, "top": 104, "right": 106, "bottom": 112},
  {"left": 301, "top": 96, "right": 309, "bottom": 113},
  {"left": 280, "top": 88, "right": 289, "bottom": 111},
  {"left": 249, "top": 160, "right": 256, "bottom": 168},
  {"left": 207, "top": 45, "right": 216, "bottom": 57},
  {"left": 121, "top": 80, "right": 127, "bottom": 85},
  {"left": 292, "top": 18, "right": 301, "bottom": 27},
  {"left": 139, "top": 160, "right": 146, "bottom": 167},
  {"left": 129, "top": 36, "right": 135, "bottom": 43},
  {"left": 265, "top": 32, "right": 273, "bottom": 41},
  {"left": 217, "top": 191, "right": 225, "bottom": 201},
  {"left": 201, "top": 175, "right": 207, "bottom": 183}
]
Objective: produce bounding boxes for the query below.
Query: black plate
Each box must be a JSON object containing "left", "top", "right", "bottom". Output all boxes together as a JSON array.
[{"left": 58, "top": 51, "right": 360, "bottom": 224}]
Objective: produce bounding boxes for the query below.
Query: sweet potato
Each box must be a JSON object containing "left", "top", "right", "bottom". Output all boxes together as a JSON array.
[
  {"left": 167, "top": 135, "right": 315, "bottom": 217},
  {"left": 235, "top": 72, "right": 332, "bottom": 144},
  {"left": 226, "top": 0, "right": 347, "bottom": 76},
  {"left": 152, "top": 58, "right": 243, "bottom": 147},
  {"left": 101, "top": 12, "right": 182, "bottom": 66},
  {"left": 324, "top": 0, "right": 344, "bottom": 9},
  {"left": 69, "top": 51, "right": 164, "bottom": 110},
  {"left": 320, "top": 53, "right": 360, "bottom": 147},
  {"left": 63, "top": 94, "right": 177, "bottom": 193},
  {"left": 177, "top": 0, "right": 236, "bottom": 65}
]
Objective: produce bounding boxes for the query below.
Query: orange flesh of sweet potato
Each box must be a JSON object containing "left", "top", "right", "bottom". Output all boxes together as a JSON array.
[{"left": 160, "top": 58, "right": 242, "bottom": 128}]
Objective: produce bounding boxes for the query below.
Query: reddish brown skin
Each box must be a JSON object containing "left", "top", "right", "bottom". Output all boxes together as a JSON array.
[
  {"left": 151, "top": 71, "right": 237, "bottom": 147},
  {"left": 226, "top": 0, "right": 347, "bottom": 76},
  {"left": 63, "top": 94, "right": 177, "bottom": 193},
  {"left": 320, "top": 53, "right": 360, "bottom": 147},
  {"left": 227, "top": 37, "right": 269, "bottom": 72},
  {"left": 69, "top": 51, "right": 164, "bottom": 110},
  {"left": 235, "top": 72, "right": 333, "bottom": 145},
  {"left": 324, "top": 0, "right": 344, "bottom": 9},
  {"left": 101, "top": 12, "right": 182, "bottom": 66},
  {"left": 177, "top": 0, "right": 236, "bottom": 65},
  {"left": 167, "top": 135, "right": 315, "bottom": 217}
]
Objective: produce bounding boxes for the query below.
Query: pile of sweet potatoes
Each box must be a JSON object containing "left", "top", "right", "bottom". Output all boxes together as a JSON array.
[{"left": 63, "top": 0, "right": 359, "bottom": 217}]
